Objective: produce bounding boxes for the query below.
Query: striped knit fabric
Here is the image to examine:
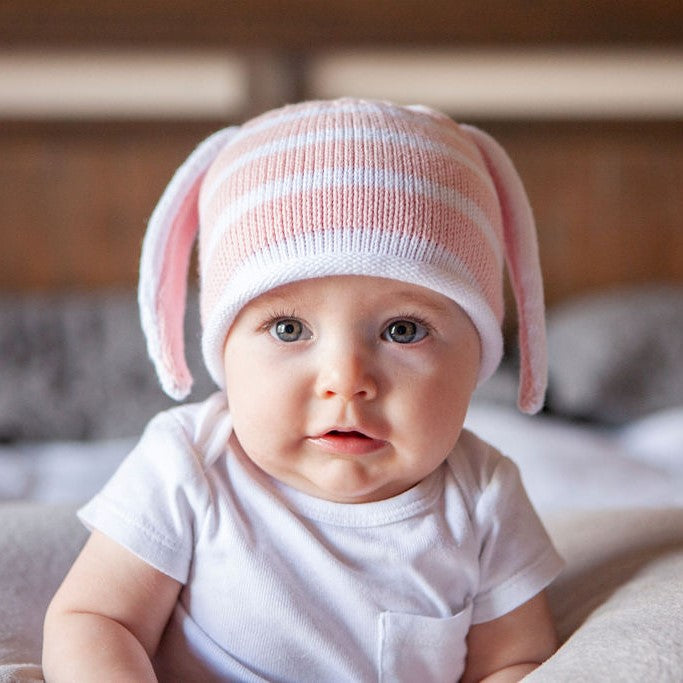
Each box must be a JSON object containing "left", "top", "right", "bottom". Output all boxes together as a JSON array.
[{"left": 139, "top": 98, "right": 547, "bottom": 413}]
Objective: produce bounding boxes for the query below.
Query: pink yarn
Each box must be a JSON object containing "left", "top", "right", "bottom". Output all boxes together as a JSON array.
[{"left": 139, "top": 99, "right": 547, "bottom": 413}]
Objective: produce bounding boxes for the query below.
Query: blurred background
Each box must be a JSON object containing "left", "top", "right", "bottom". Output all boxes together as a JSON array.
[
  {"left": 2, "top": 12, "right": 683, "bottom": 675},
  {"left": 1, "top": 1, "right": 682, "bottom": 443}
]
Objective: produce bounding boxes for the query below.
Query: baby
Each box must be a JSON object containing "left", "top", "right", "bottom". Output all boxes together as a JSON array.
[{"left": 43, "top": 98, "right": 563, "bottom": 682}]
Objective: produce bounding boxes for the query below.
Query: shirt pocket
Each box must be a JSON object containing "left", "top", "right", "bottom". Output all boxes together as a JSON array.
[{"left": 378, "top": 601, "right": 473, "bottom": 683}]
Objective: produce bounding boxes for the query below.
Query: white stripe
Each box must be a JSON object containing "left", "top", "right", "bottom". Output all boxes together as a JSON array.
[
  {"left": 234, "top": 228, "right": 484, "bottom": 291},
  {"left": 205, "top": 167, "right": 503, "bottom": 266},
  {"left": 202, "top": 125, "right": 495, "bottom": 207},
  {"left": 233, "top": 100, "right": 384, "bottom": 141}
]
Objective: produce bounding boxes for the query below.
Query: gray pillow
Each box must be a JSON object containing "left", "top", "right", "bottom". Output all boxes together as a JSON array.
[
  {"left": 0, "top": 290, "right": 214, "bottom": 441},
  {"left": 546, "top": 286, "right": 683, "bottom": 424}
]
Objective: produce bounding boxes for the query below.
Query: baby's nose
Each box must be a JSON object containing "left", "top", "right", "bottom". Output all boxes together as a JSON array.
[{"left": 314, "top": 343, "right": 378, "bottom": 402}]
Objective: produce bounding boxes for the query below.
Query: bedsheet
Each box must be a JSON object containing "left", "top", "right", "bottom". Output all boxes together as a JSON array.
[{"left": 465, "top": 402, "right": 683, "bottom": 512}]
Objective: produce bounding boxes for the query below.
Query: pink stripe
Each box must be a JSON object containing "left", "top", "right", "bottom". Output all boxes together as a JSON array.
[
  {"left": 200, "top": 167, "right": 501, "bottom": 264},
  {"left": 223, "top": 111, "right": 482, "bottom": 163},
  {"left": 204, "top": 145, "right": 495, "bottom": 213},
  {"left": 204, "top": 121, "right": 485, "bottom": 190},
  {"left": 200, "top": 178, "right": 500, "bottom": 255},
  {"left": 200, "top": 186, "right": 501, "bottom": 319}
]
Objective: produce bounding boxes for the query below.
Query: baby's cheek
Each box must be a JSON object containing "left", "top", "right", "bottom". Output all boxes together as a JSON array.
[{"left": 232, "top": 394, "right": 288, "bottom": 450}]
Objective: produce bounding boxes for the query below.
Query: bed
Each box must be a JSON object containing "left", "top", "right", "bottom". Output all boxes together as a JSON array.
[{"left": 1, "top": 285, "right": 682, "bottom": 682}]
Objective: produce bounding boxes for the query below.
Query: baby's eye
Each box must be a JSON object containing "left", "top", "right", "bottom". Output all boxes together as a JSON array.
[
  {"left": 269, "top": 318, "right": 311, "bottom": 342},
  {"left": 382, "top": 320, "right": 429, "bottom": 344}
]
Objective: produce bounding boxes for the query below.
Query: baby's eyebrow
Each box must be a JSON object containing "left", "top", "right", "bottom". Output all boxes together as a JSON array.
[
  {"left": 247, "top": 290, "right": 300, "bottom": 313},
  {"left": 254, "top": 290, "right": 295, "bottom": 306},
  {"left": 391, "top": 290, "right": 454, "bottom": 317}
]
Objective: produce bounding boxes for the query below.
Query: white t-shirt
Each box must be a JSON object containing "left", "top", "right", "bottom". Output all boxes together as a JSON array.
[{"left": 79, "top": 392, "right": 563, "bottom": 683}]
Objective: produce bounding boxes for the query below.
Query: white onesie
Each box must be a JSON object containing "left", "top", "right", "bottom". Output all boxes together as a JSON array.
[{"left": 79, "top": 392, "right": 563, "bottom": 682}]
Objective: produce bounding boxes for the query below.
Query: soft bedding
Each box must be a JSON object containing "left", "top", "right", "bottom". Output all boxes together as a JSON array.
[
  {"left": 529, "top": 507, "right": 683, "bottom": 681},
  {"left": 466, "top": 402, "right": 683, "bottom": 512},
  {"left": 1, "top": 503, "right": 682, "bottom": 682}
]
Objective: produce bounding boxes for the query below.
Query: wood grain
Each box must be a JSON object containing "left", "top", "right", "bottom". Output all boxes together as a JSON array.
[{"left": 1, "top": 1, "right": 681, "bottom": 48}]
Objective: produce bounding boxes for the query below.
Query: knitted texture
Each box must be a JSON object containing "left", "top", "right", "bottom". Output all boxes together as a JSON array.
[{"left": 139, "top": 98, "right": 547, "bottom": 413}]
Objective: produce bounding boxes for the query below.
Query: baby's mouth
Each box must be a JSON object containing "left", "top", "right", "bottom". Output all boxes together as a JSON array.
[
  {"left": 309, "top": 429, "right": 387, "bottom": 456},
  {"left": 328, "top": 430, "right": 369, "bottom": 439}
]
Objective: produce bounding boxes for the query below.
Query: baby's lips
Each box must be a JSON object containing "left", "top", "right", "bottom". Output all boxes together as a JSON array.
[{"left": 308, "top": 429, "right": 387, "bottom": 456}]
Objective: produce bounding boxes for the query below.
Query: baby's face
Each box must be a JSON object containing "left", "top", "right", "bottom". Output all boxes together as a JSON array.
[{"left": 223, "top": 275, "right": 480, "bottom": 503}]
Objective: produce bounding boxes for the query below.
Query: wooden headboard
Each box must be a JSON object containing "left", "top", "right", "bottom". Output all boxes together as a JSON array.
[{"left": 2, "top": 2, "right": 682, "bottom": 307}]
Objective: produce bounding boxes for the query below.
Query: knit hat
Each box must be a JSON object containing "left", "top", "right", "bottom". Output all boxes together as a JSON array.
[{"left": 139, "top": 98, "right": 547, "bottom": 413}]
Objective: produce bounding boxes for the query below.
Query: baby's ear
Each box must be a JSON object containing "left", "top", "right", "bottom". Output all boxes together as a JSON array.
[
  {"left": 461, "top": 125, "right": 547, "bottom": 415},
  {"left": 139, "top": 127, "right": 239, "bottom": 400}
]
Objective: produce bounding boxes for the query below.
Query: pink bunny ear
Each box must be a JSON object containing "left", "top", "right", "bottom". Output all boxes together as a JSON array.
[
  {"left": 138, "top": 127, "right": 239, "bottom": 400},
  {"left": 461, "top": 125, "right": 548, "bottom": 414}
]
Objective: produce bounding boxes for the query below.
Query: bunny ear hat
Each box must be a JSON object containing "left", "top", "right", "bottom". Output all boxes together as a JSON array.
[{"left": 139, "top": 98, "right": 547, "bottom": 413}]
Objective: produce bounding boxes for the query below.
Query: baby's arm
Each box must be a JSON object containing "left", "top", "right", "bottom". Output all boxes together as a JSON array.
[
  {"left": 43, "top": 530, "right": 181, "bottom": 682},
  {"left": 461, "top": 591, "right": 557, "bottom": 683}
]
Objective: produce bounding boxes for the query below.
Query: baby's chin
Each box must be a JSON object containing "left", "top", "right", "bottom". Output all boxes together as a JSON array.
[{"left": 289, "top": 466, "right": 419, "bottom": 504}]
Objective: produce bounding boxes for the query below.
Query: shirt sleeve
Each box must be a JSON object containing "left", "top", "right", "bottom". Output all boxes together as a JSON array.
[
  {"left": 77, "top": 410, "right": 211, "bottom": 584},
  {"left": 465, "top": 442, "right": 564, "bottom": 624}
]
